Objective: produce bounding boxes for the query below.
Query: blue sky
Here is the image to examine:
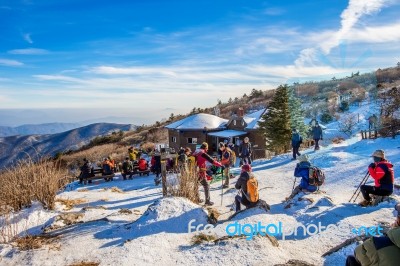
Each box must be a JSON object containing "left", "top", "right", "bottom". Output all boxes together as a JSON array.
[{"left": 0, "top": 0, "right": 400, "bottom": 126}]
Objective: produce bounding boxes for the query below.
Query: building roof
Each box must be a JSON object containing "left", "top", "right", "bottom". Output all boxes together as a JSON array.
[
  {"left": 243, "top": 108, "right": 266, "bottom": 130},
  {"left": 165, "top": 113, "right": 228, "bottom": 130},
  {"left": 207, "top": 129, "right": 247, "bottom": 138}
]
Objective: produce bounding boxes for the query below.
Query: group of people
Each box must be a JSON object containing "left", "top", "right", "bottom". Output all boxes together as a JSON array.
[{"left": 291, "top": 120, "right": 324, "bottom": 161}]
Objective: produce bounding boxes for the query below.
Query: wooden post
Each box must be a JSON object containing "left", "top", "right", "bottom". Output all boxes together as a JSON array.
[
  {"left": 161, "top": 160, "right": 167, "bottom": 196},
  {"left": 368, "top": 129, "right": 371, "bottom": 139}
]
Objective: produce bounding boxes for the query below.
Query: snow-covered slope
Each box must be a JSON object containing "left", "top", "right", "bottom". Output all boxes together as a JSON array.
[{"left": 1, "top": 104, "right": 399, "bottom": 266}]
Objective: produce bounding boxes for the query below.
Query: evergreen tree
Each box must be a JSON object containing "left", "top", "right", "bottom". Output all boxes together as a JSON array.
[
  {"left": 287, "top": 86, "right": 308, "bottom": 137},
  {"left": 258, "top": 85, "right": 291, "bottom": 154}
]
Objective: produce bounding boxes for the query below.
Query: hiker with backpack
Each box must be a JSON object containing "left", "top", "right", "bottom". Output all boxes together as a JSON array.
[
  {"left": 288, "top": 154, "right": 323, "bottom": 200},
  {"left": 359, "top": 149, "right": 394, "bottom": 207},
  {"left": 121, "top": 157, "right": 134, "bottom": 180},
  {"left": 234, "top": 164, "right": 259, "bottom": 212},
  {"left": 193, "top": 142, "right": 223, "bottom": 206},
  {"left": 291, "top": 128, "right": 302, "bottom": 160},
  {"left": 239, "top": 137, "right": 252, "bottom": 166},
  {"left": 219, "top": 142, "right": 234, "bottom": 188},
  {"left": 311, "top": 121, "right": 323, "bottom": 150},
  {"left": 102, "top": 157, "right": 114, "bottom": 175}
]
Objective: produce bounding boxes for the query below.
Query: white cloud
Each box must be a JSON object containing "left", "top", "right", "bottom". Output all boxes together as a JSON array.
[
  {"left": 23, "top": 33, "right": 33, "bottom": 44},
  {"left": 295, "top": 0, "right": 391, "bottom": 67},
  {"left": 0, "top": 59, "right": 24, "bottom": 66},
  {"left": 8, "top": 48, "right": 49, "bottom": 55}
]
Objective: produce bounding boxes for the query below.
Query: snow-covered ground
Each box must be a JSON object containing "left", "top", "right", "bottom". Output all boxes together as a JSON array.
[{"left": 1, "top": 105, "right": 399, "bottom": 266}]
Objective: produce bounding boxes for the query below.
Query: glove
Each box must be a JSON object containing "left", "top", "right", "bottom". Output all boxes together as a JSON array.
[
  {"left": 213, "top": 161, "right": 222, "bottom": 167},
  {"left": 369, "top": 163, "right": 376, "bottom": 169}
]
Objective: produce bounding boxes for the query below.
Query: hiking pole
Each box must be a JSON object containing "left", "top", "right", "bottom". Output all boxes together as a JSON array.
[
  {"left": 292, "top": 177, "right": 297, "bottom": 192},
  {"left": 221, "top": 166, "right": 224, "bottom": 206},
  {"left": 352, "top": 174, "right": 370, "bottom": 203},
  {"left": 348, "top": 171, "right": 370, "bottom": 203}
]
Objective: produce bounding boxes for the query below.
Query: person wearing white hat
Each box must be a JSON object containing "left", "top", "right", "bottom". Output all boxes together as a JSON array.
[{"left": 359, "top": 149, "right": 394, "bottom": 207}]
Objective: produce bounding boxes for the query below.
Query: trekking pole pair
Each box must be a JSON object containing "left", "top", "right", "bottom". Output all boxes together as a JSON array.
[{"left": 349, "top": 171, "right": 370, "bottom": 203}]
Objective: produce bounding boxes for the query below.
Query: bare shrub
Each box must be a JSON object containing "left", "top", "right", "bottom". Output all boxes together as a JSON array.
[
  {"left": 166, "top": 165, "right": 200, "bottom": 204},
  {"left": 338, "top": 114, "right": 358, "bottom": 136},
  {"left": 0, "top": 159, "right": 70, "bottom": 212}
]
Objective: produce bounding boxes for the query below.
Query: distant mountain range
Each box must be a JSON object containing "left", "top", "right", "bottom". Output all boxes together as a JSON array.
[
  {"left": 0, "top": 123, "right": 82, "bottom": 137},
  {"left": 0, "top": 123, "right": 136, "bottom": 169}
]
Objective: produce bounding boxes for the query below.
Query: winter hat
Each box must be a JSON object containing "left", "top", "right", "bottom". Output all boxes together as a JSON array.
[
  {"left": 200, "top": 142, "right": 208, "bottom": 150},
  {"left": 371, "top": 149, "right": 385, "bottom": 159},
  {"left": 125, "top": 157, "right": 129, "bottom": 160},
  {"left": 298, "top": 154, "right": 309, "bottom": 162},
  {"left": 241, "top": 164, "right": 252, "bottom": 172}
]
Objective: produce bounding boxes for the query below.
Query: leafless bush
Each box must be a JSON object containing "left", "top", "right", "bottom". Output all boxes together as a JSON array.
[
  {"left": 338, "top": 114, "right": 358, "bottom": 136},
  {"left": 166, "top": 165, "right": 200, "bottom": 203},
  {"left": 0, "top": 159, "right": 70, "bottom": 212}
]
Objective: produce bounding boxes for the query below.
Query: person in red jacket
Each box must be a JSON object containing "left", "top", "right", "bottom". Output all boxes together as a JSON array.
[
  {"left": 359, "top": 149, "right": 394, "bottom": 206},
  {"left": 138, "top": 157, "right": 148, "bottom": 171},
  {"left": 192, "top": 142, "right": 222, "bottom": 206}
]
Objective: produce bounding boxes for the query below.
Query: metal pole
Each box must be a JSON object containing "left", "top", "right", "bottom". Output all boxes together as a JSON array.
[
  {"left": 349, "top": 171, "right": 369, "bottom": 202},
  {"left": 161, "top": 161, "right": 167, "bottom": 196}
]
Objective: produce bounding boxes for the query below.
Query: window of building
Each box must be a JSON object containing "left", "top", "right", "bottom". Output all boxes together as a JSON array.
[
  {"left": 171, "top": 136, "right": 177, "bottom": 143},
  {"left": 188, "top": 137, "right": 197, "bottom": 144},
  {"left": 233, "top": 120, "right": 236, "bottom": 126}
]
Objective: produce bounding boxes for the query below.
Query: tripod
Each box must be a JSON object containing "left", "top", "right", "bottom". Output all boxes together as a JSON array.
[{"left": 349, "top": 171, "right": 370, "bottom": 203}]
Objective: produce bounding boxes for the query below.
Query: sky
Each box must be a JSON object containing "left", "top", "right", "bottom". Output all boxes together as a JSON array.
[{"left": 0, "top": 0, "right": 400, "bottom": 126}]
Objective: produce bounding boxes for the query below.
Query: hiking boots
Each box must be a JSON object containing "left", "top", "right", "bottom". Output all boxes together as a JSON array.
[
  {"left": 222, "top": 184, "right": 229, "bottom": 189},
  {"left": 359, "top": 199, "right": 372, "bottom": 207},
  {"left": 204, "top": 201, "right": 214, "bottom": 206}
]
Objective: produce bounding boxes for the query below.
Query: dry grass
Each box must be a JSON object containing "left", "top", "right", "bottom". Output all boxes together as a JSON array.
[
  {"left": 77, "top": 188, "right": 89, "bottom": 192},
  {"left": 118, "top": 209, "right": 133, "bottom": 215},
  {"left": 110, "top": 187, "right": 124, "bottom": 193},
  {"left": 332, "top": 137, "right": 345, "bottom": 144},
  {"left": 69, "top": 261, "right": 100, "bottom": 266},
  {"left": 167, "top": 165, "right": 200, "bottom": 204},
  {"left": 13, "top": 234, "right": 59, "bottom": 251},
  {"left": 55, "top": 198, "right": 87, "bottom": 211},
  {"left": 0, "top": 158, "right": 70, "bottom": 212},
  {"left": 191, "top": 233, "right": 217, "bottom": 245}
]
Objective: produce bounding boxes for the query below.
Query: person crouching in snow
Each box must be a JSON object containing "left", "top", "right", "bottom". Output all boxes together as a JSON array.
[
  {"left": 359, "top": 149, "right": 394, "bottom": 207},
  {"left": 288, "top": 154, "right": 317, "bottom": 200},
  {"left": 234, "top": 164, "right": 259, "bottom": 212}
]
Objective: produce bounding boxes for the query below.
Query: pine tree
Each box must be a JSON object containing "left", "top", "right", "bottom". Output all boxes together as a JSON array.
[
  {"left": 258, "top": 85, "right": 291, "bottom": 154},
  {"left": 287, "top": 86, "right": 309, "bottom": 138}
]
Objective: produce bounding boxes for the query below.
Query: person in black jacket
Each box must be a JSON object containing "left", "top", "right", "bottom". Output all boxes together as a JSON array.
[
  {"left": 80, "top": 158, "right": 92, "bottom": 185},
  {"left": 234, "top": 164, "right": 257, "bottom": 212}
]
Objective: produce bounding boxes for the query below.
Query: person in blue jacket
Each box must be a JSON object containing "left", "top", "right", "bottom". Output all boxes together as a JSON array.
[{"left": 288, "top": 154, "right": 318, "bottom": 199}]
